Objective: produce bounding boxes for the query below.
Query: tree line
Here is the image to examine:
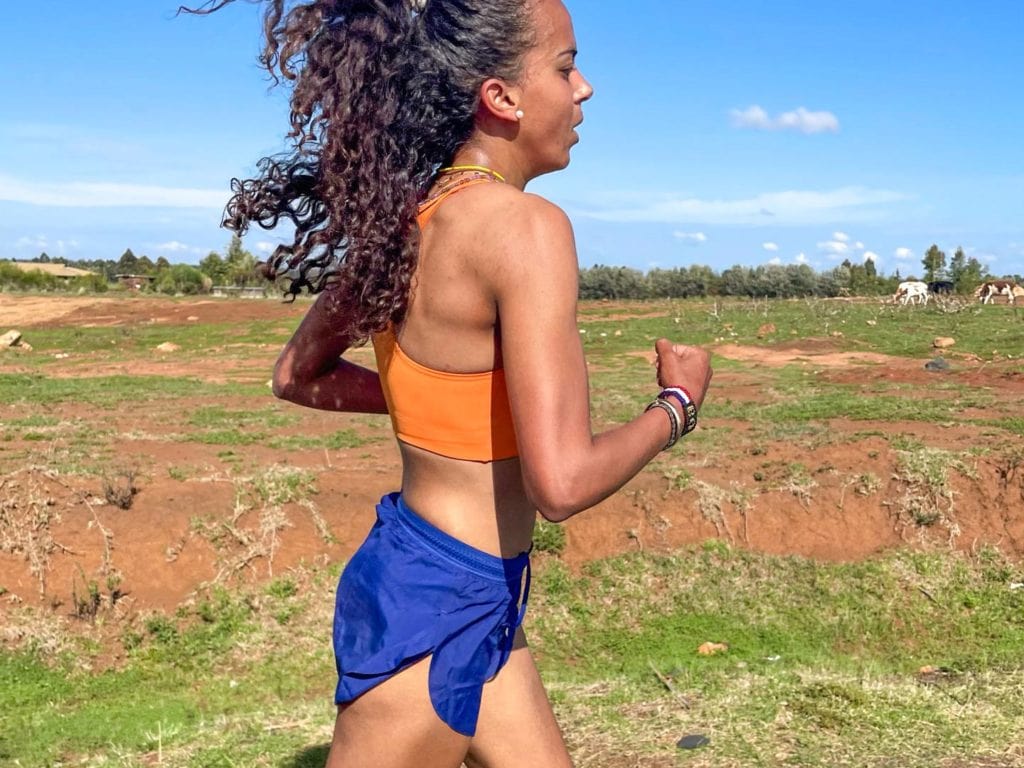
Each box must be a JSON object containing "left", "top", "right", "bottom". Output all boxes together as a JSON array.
[
  {"left": 2, "top": 239, "right": 1018, "bottom": 300},
  {"left": 580, "top": 245, "right": 1014, "bottom": 300}
]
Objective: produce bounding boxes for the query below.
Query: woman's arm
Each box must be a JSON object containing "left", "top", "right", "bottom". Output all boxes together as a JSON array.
[
  {"left": 489, "top": 196, "right": 712, "bottom": 522},
  {"left": 272, "top": 293, "right": 388, "bottom": 413}
]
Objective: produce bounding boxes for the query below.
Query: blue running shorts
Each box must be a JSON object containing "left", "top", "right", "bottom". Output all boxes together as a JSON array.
[{"left": 333, "top": 492, "right": 531, "bottom": 736}]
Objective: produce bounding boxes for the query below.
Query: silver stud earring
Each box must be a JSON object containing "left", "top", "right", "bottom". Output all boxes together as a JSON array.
[{"left": 515, "top": 109, "right": 524, "bottom": 120}]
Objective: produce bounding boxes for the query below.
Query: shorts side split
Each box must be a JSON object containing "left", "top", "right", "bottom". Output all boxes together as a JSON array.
[{"left": 333, "top": 492, "right": 531, "bottom": 737}]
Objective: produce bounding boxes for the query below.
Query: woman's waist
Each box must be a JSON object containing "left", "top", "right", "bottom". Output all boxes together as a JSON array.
[{"left": 398, "top": 451, "right": 536, "bottom": 558}]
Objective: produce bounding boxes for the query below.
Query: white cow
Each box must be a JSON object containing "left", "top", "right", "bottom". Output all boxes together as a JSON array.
[{"left": 893, "top": 280, "right": 929, "bottom": 306}]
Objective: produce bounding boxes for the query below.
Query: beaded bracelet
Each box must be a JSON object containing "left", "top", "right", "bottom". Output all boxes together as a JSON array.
[
  {"left": 659, "top": 387, "right": 698, "bottom": 436},
  {"left": 645, "top": 397, "right": 681, "bottom": 451}
]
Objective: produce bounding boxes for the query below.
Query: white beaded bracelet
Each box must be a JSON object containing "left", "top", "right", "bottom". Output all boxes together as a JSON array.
[{"left": 645, "top": 397, "right": 681, "bottom": 450}]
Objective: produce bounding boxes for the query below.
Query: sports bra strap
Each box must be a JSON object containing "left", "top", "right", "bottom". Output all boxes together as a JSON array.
[{"left": 416, "top": 177, "right": 497, "bottom": 228}]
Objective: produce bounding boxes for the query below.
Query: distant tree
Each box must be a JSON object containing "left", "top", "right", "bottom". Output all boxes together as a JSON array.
[
  {"left": 685, "top": 265, "right": 719, "bottom": 296},
  {"left": 922, "top": 244, "right": 946, "bottom": 282},
  {"left": 858, "top": 257, "right": 888, "bottom": 295},
  {"left": 155, "top": 264, "right": 208, "bottom": 295},
  {"left": 578, "top": 265, "right": 647, "bottom": 299},
  {"left": 719, "top": 265, "right": 753, "bottom": 297},
  {"left": 199, "top": 251, "right": 229, "bottom": 285},
  {"left": 116, "top": 248, "right": 139, "bottom": 274},
  {"left": 36, "top": 252, "right": 51, "bottom": 263},
  {"left": 948, "top": 246, "right": 967, "bottom": 290},
  {"left": 225, "top": 235, "right": 259, "bottom": 287},
  {"left": 958, "top": 257, "right": 989, "bottom": 294},
  {"left": 750, "top": 264, "right": 791, "bottom": 297},
  {"left": 137, "top": 255, "right": 156, "bottom": 275},
  {"left": 155, "top": 256, "right": 171, "bottom": 272},
  {"left": 785, "top": 264, "right": 819, "bottom": 296},
  {"left": 646, "top": 268, "right": 678, "bottom": 298},
  {"left": 824, "top": 264, "right": 852, "bottom": 296},
  {"left": 646, "top": 265, "right": 716, "bottom": 298}
]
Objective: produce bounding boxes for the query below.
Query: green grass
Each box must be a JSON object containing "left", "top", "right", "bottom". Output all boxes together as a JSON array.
[
  {"left": 268, "top": 429, "right": 376, "bottom": 451},
  {"left": 576, "top": 297, "right": 1024, "bottom": 361},
  {"left": 0, "top": 374, "right": 268, "bottom": 409},
  {"left": 3, "top": 547, "right": 1023, "bottom": 767}
]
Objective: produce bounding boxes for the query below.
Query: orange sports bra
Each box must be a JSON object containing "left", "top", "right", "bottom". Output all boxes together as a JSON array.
[{"left": 371, "top": 178, "right": 519, "bottom": 462}]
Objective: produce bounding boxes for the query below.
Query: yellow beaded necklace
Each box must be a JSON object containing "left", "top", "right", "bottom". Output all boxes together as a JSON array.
[{"left": 436, "top": 164, "right": 506, "bottom": 183}]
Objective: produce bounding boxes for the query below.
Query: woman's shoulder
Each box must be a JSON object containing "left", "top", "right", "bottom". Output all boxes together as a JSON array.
[
  {"left": 451, "top": 186, "right": 573, "bottom": 250},
  {"left": 456, "top": 189, "right": 578, "bottom": 296}
]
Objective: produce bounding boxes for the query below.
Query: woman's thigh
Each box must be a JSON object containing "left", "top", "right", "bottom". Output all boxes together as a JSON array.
[
  {"left": 465, "top": 632, "right": 574, "bottom": 768},
  {"left": 325, "top": 655, "right": 470, "bottom": 768}
]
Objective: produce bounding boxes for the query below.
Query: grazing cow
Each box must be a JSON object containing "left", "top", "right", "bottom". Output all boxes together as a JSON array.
[
  {"left": 928, "top": 280, "right": 954, "bottom": 295},
  {"left": 893, "top": 280, "right": 930, "bottom": 306},
  {"left": 976, "top": 280, "right": 1018, "bottom": 305}
]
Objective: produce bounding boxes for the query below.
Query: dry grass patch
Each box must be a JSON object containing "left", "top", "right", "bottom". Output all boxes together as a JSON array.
[
  {"left": 190, "top": 466, "right": 327, "bottom": 585},
  {"left": 892, "top": 447, "right": 976, "bottom": 542},
  {"left": 0, "top": 469, "right": 66, "bottom": 595},
  {"left": 694, "top": 481, "right": 752, "bottom": 542}
]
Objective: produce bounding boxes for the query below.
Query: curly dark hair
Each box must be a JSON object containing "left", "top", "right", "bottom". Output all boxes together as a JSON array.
[{"left": 181, "top": 0, "right": 534, "bottom": 340}]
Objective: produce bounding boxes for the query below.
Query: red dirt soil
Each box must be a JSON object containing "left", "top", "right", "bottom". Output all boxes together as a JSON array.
[{"left": 2, "top": 295, "right": 1023, "bottom": 637}]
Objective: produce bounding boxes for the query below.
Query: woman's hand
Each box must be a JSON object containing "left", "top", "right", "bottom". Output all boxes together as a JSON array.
[{"left": 654, "top": 338, "right": 713, "bottom": 410}]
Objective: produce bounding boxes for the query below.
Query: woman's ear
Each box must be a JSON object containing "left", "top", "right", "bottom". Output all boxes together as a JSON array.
[{"left": 478, "top": 77, "right": 523, "bottom": 123}]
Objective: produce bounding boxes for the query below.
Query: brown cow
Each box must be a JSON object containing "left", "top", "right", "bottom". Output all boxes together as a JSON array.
[{"left": 976, "top": 280, "right": 1018, "bottom": 305}]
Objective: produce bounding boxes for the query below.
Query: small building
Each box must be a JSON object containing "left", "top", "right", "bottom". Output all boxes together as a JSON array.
[
  {"left": 115, "top": 274, "right": 155, "bottom": 291},
  {"left": 211, "top": 286, "right": 268, "bottom": 299}
]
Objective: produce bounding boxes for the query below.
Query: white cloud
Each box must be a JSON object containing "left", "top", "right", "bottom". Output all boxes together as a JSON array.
[
  {"left": 768, "top": 256, "right": 782, "bottom": 265},
  {"left": 854, "top": 241, "right": 865, "bottom": 250},
  {"left": 818, "top": 239, "right": 850, "bottom": 255},
  {"left": 730, "top": 105, "right": 840, "bottom": 134},
  {"left": 832, "top": 231, "right": 849, "bottom": 242},
  {"left": 16, "top": 235, "right": 48, "bottom": 250},
  {"left": 762, "top": 241, "right": 779, "bottom": 252},
  {"left": 894, "top": 247, "right": 914, "bottom": 260},
  {"left": 14, "top": 235, "right": 80, "bottom": 255},
  {"left": 794, "top": 253, "right": 809, "bottom": 264},
  {"left": 0, "top": 174, "right": 228, "bottom": 209},
  {"left": 255, "top": 241, "right": 281, "bottom": 254},
  {"left": 586, "top": 186, "right": 909, "bottom": 226},
  {"left": 672, "top": 230, "right": 707, "bottom": 245},
  {"left": 863, "top": 251, "right": 878, "bottom": 262},
  {"left": 154, "top": 241, "right": 191, "bottom": 253}
]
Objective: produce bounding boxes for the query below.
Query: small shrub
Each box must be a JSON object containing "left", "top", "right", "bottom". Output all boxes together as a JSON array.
[
  {"left": 102, "top": 469, "right": 138, "bottom": 510},
  {"left": 144, "top": 615, "right": 178, "bottom": 644},
  {"left": 122, "top": 630, "right": 144, "bottom": 650},
  {"left": 266, "top": 577, "right": 298, "bottom": 599},
  {"left": 72, "top": 578, "right": 101, "bottom": 622},
  {"left": 855, "top": 472, "right": 882, "bottom": 496}
]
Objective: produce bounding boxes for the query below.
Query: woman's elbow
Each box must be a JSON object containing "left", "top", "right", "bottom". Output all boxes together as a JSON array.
[
  {"left": 526, "top": 474, "right": 583, "bottom": 523},
  {"left": 271, "top": 377, "right": 292, "bottom": 401},
  {"left": 271, "top": 356, "right": 298, "bottom": 401}
]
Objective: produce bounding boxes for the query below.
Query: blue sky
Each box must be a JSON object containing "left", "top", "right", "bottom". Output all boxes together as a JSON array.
[{"left": 2, "top": 1, "right": 1022, "bottom": 277}]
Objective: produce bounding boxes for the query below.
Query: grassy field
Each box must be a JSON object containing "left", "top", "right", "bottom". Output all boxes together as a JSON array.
[{"left": 2, "top": 294, "right": 1024, "bottom": 767}]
